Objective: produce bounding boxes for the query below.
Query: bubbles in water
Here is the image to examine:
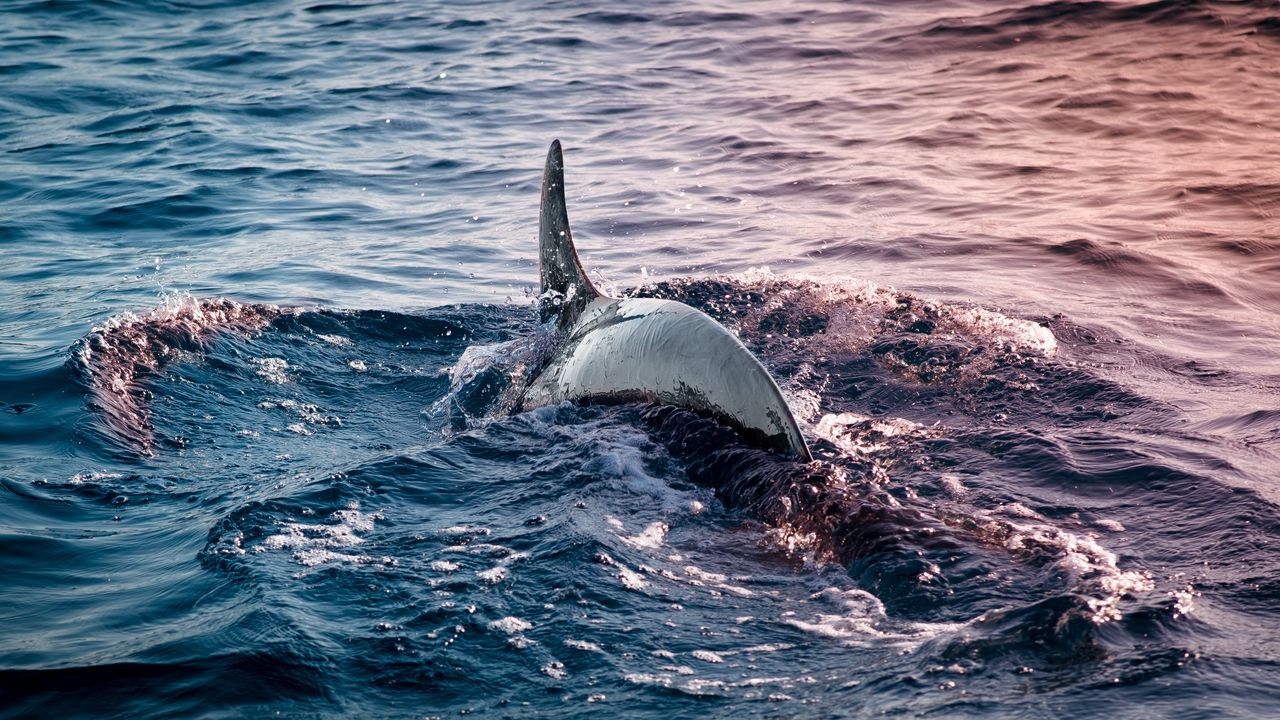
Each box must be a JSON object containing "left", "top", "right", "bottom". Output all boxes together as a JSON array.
[
  {"left": 252, "top": 357, "right": 290, "bottom": 384},
  {"left": 257, "top": 505, "right": 384, "bottom": 567}
]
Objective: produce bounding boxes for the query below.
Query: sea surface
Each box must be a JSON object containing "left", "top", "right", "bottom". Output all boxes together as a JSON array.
[{"left": 3, "top": 0, "right": 1280, "bottom": 717}]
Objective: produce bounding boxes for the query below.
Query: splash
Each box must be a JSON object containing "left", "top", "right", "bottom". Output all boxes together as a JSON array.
[
  {"left": 426, "top": 331, "right": 558, "bottom": 432},
  {"left": 73, "top": 294, "right": 285, "bottom": 454},
  {"left": 947, "top": 506, "right": 1156, "bottom": 624},
  {"left": 634, "top": 269, "right": 1057, "bottom": 387}
]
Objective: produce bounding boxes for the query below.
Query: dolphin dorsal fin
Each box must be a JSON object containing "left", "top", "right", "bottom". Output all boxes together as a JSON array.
[{"left": 539, "top": 140, "right": 600, "bottom": 328}]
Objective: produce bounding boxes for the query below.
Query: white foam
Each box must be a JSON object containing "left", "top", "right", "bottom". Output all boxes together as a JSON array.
[
  {"left": 998, "top": 503, "right": 1043, "bottom": 520},
  {"left": 290, "top": 548, "right": 371, "bottom": 567},
  {"left": 691, "top": 649, "right": 725, "bottom": 663},
  {"left": 565, "top": 638, "right": 604, "bottom": 653},
  {"left": 260, "top": 398, "right": 341, "bottom": 430},
  {"left": 682, "top": 565, "right": 756, "bottom": 598},
  {"left": 435, "top": 525, "right": 490, "bottom": 537},
  {"left": 252, "top": 357, "right": 290, "bottom": 384},
  {"left": 742, "top": 643, "right": 795, "bottom": 653},
  {"left": 615, "top": 520, "right": 668, "bottom": 550},
  {"left": 783, "top": 587, "right": 961, "bottom": 648},
  {"left": 623, "top": 673, "right": 727, "bottom": 696},
  {"left": 332, "top": 508, "right": 376, "bottom": 532},
  {"left": 944, "top": 305, "right": 1058, "bottom": 356},
  {"left": 69, "top": 470, "right": 123, "bottom": 485},
  {"left": 618, "top": 565, "right": 649, "bottom": 590},
  {"left": 1170, "top": 585, "right": 1198, "bottom": 619},
  {"left": 971, "top": 512, "right": 1155, "bottom": 623},
  {"left": 488, "top": 617, "right": 532, "bottom": 633},
  {"left": 813, "top": 413, "right": 935, "bottom": 461},
  {"left": 258, "top": 506, "right": 383, "bottom": 567}
]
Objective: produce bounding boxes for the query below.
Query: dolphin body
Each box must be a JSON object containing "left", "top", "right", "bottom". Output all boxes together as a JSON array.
[{"left": 520, "top": 140, "right": 812, "bottom": 462}]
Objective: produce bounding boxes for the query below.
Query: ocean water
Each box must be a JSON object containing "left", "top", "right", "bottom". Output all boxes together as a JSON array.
[{"left": 3, "top": 0, "right": 1280, "bottom": 717}]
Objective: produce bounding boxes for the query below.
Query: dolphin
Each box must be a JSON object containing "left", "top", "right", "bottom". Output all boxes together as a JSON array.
[{"left": 519, "top": 140, "right": 812, "bottom": 462}]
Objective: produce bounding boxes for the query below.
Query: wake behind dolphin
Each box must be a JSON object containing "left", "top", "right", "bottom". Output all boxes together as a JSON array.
[{"left": 519, "top": 140, "right": 811, "bottom": 461}]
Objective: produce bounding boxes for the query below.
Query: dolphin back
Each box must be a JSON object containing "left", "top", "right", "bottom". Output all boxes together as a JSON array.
[
  {"left": 538, "top": 140, "right": 599, "bottom": 328},
  {"left": 525, "top": 297, "right": 813, "bottom": 461}
]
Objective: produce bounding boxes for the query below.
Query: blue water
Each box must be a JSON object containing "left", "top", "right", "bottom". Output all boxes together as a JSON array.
[{"left": 4, "top": 0, "right": 1280, "bottom": 716}]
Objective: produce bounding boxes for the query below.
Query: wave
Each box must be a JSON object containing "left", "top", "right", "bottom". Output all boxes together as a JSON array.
[{"left": 72, "top": 295, "right": 285, "bottom": 454}]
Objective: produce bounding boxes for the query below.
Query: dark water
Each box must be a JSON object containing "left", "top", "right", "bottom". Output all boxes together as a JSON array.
[{"left": 4, "top": 0, "right": 1280, "bottom": 716}]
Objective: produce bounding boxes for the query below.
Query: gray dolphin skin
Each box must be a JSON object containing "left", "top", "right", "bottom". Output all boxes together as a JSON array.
[{"left": 521, "top": 140, "right": 812, "bottom": 462}]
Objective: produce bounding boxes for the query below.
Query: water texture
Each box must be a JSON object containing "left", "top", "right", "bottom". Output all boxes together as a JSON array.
[{"left": 3, "top": 0, "right": 1280, "bottom": 717}]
